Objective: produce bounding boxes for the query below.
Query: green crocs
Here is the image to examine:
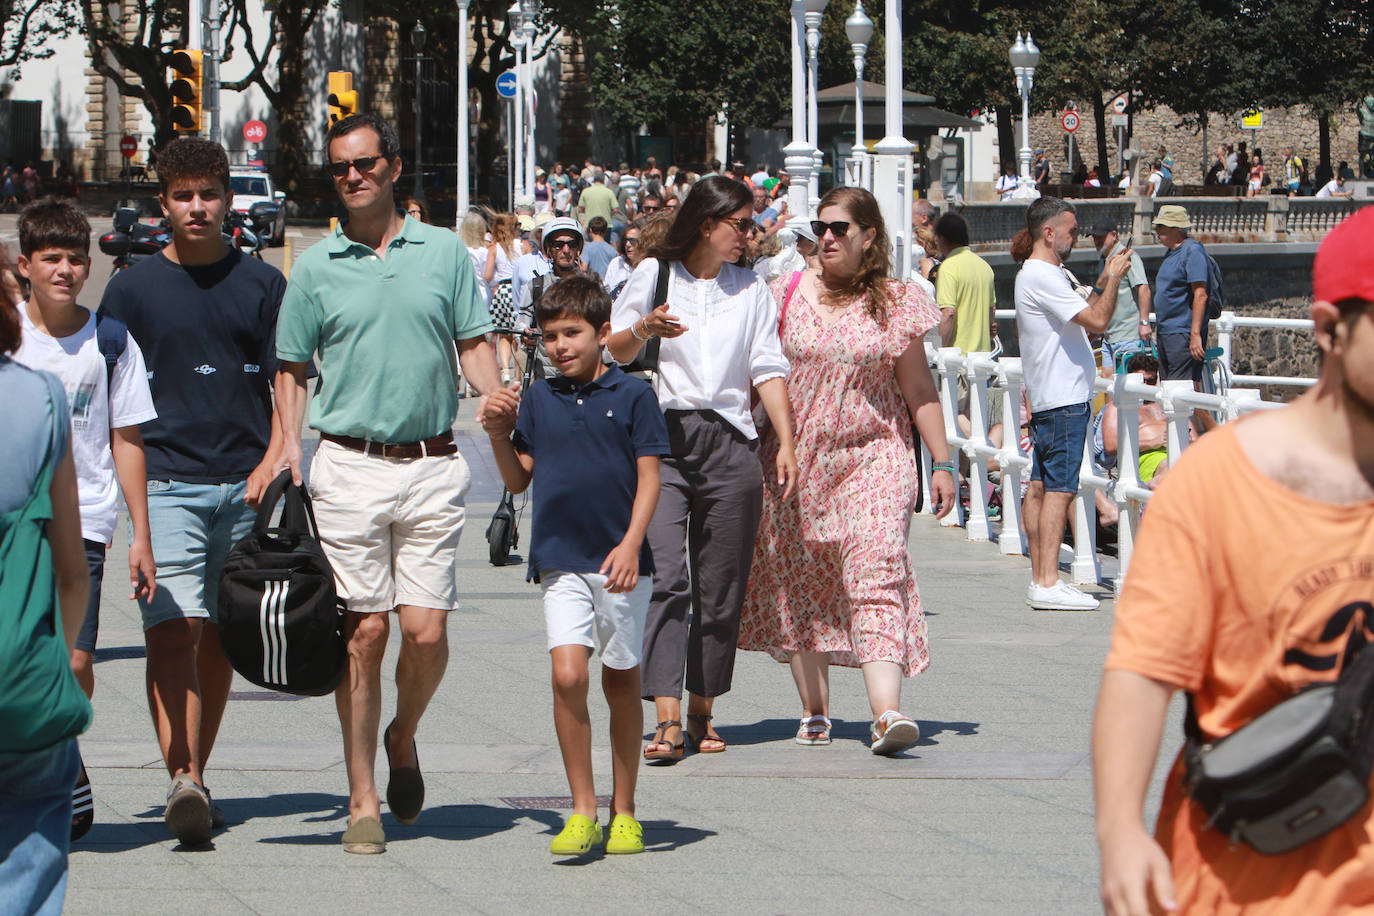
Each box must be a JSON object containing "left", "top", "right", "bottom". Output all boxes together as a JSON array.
[
  {"left": 549, "top": 814, "right": 601, "bottom": 856},
  {"left": 604, "top": 814, "right": 644, "bottom": 855}
]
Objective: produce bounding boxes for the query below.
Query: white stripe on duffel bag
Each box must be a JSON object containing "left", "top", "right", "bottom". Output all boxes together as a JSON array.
[{"left": 258, "top": 580, "right": 290, "bottom": 685}]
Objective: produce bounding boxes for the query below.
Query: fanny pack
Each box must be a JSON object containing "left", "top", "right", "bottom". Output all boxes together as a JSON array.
[{"left": 1183, "top": 643, "right": 1374, "bottom": 855}]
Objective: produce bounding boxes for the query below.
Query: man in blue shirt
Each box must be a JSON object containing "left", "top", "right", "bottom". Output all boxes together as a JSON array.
[{"left": 1151, "top": 205, "right": 1217, "bottom": 431}]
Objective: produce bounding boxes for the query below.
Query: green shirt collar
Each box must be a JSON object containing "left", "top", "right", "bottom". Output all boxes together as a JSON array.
[{"left": 327, "top": 214, "right": 427, "bottom": 255}]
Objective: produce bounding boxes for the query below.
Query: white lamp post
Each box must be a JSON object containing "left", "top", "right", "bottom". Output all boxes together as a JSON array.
[
  {"left": 508, "top": 2, "right": 525, "bottom": 201},
  {"left": 845, "top": 0, "right": 873, "bottom": 189},
  {"left": 871, "top": 0, "right": 914, "bottom": 278},
  {"left": 412, "top": 21, "right": 427, "bottom": 205},
  {"left": 783, "top": 1, "right": 815, "bottom": 233},
  {"left": 456, "top": 0, "right": 471, "bottom": 223},
  {"left": 803, "top": 0, "right": 828, "bottom": 214},
  {"left": 522, "top": 0, "right": 538, "bottom": 199},
  {"left": 1009, "top": 31, "right": 1041, "bottom": 201}
]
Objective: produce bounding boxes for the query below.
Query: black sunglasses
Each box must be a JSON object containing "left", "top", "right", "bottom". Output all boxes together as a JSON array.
[
  {"left": 546, "top": 238, "right": 580, "bottom": 250},
  {"left": 325, "top": 155, "right": 386, "bottom": 178},
  {"left": 811, "top": 219, "right": 858, "bottom": 239},
  {"left": 642, "top": 204, "right": 661, "bottom": 212}
]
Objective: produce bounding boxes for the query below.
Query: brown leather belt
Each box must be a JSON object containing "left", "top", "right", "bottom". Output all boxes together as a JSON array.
[{"left": 321, "top": 431, "right": 457, "bottom": 459}]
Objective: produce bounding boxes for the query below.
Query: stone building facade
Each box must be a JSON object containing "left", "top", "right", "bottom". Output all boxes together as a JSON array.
[{"left": 1024, "top": 102, "right": 1362, "bottom": 184}]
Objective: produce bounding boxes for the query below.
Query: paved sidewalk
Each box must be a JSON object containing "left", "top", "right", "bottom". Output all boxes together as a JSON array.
[{"left": 65, "top": 412, "right": 1183, "bottom": 916}]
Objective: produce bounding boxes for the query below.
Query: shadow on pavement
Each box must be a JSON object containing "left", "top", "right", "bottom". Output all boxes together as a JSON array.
[
  {"left": 549, "top": 818, "right": 719, "bottom": 866},
  {"left": 257, "top": 802, "right": 532, "bottom": 846},
  {"left": 74, "top": 820, "right": 181, "bottom": 853},
  {"left": 704, "top": 716, "right": 981, "bottom": 751}
]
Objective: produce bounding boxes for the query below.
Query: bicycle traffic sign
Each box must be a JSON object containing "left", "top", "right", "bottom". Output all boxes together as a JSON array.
[{"left": 243, "top": 120, "right": 267, "bottom": 143}]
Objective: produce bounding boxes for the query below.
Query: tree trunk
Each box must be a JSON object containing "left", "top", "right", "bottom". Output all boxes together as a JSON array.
[
  {"left": 1092, "top": 92, "right": 1109, "bottom": 181},
  {"left": 996, "top": 107, "right": 1015, "bottom": 175},
  {"left": 1318, "top": 110, "right": 1331, "bottom": 175},
  {"left": 269, "top": 14, "right": 311, "bottom": 196}
]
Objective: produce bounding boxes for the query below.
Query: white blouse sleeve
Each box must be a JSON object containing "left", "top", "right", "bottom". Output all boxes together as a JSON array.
[
  {"left": 746, "top": 272, "right": 790, "bottom": 385},
  {"left": 611, "top": 257, "right": 661, "bottom": 332}
]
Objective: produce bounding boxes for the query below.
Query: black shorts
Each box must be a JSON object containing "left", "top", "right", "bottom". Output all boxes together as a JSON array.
[
  {"left": 1157, "top": 329, "right": 1208, "bottom": 384},
  {"left": 76, "top": 539, "right": 106, "bottom": 654}
]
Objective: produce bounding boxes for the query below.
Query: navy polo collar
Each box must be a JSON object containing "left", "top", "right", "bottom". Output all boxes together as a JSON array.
[{"left": 548, "top": 363, "right": 626, "bottom": 393}]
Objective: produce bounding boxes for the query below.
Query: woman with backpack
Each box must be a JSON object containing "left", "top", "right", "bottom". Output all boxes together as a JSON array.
[
  {"left": 738, "top": 186, "right": 956, "bottom": 756},
  {"left": 0, "top": 260, "right": 93, "bottom": 914},
  {"left": 608, "top": 177, "right": 798, "bottom": 762}
]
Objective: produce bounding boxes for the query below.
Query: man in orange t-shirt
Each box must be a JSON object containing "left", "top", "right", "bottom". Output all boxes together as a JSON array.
[{"left": 1093, "top": 206, "right": 1374, "bottom": 916}]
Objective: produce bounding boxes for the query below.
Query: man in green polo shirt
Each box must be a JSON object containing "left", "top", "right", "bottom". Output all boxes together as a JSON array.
[
  {"left": 274, "top": 113, "right": 500, "bottom": 855},
  {"left": 576, "top": 170, "right": 619, "bottom": 228}
]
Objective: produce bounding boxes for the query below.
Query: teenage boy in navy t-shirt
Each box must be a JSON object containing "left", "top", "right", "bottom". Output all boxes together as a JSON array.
[
  {"left": 99, "top": 138, "right": 286, "bottom": 848},
  {"left": 482, "top": 275, "right": 668, "bottom": 857}
]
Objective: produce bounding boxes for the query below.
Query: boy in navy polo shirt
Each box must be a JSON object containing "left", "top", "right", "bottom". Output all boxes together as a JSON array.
[{"left": 482, "top": 275, "right": 668, "bottom": 858}]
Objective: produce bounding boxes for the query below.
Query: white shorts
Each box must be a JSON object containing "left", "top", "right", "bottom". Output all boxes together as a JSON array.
[
  {"left": 307, "top": 439, "right": 471, "bottom": 612},
  {"left": 540, "top": 571, "right": 651, "bottom": 670}
]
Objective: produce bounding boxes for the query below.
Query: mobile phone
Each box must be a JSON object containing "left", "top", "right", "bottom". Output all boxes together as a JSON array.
[{"left": 1120, "top": 233, "right": 1134, "bottom": 250}]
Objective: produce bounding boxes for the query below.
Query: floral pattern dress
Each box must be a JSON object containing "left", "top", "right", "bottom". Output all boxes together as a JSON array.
[{"left": 738, "top": 272, "right": 939, "bottom": 676}]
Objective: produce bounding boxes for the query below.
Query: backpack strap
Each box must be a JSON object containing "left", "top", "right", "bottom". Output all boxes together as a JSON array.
[
  {"left": 779, "top": 270, "right": 803, "bottom": 332},
  {"left": 95, "top": 311, "right": 128, "bottom": 392}
]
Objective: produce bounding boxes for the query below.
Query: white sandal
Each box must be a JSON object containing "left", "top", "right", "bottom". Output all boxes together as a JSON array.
[
  {"left": 795, "top": 715, "right": 832, "bottom": 746},
  {"left": 870, "top": 710, "right": 920, "bottom": 756}
]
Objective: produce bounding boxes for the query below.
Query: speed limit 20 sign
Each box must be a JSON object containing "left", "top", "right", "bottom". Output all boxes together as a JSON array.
[{"left": 1061, "top": 110, "right": 1081, "bottom": 133}]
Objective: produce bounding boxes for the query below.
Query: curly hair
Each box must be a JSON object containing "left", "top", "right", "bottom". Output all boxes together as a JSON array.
[
  {"left": 816, "top": 186, "right": 892, "bottom": 321},
  {"left": 157, "top": 137, "right": 230, "bottom": 194}
]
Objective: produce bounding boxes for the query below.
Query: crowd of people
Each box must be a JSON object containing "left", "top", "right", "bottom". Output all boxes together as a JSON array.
[{"left": 3, "top": 108, "right": 1373, "bottom": 915}]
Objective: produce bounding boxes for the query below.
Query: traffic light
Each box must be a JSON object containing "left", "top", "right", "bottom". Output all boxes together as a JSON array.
[
  {"left": 168, "top": 49, "right": 203, "bottom": 133},
  {"left": 328, "top": 71, "right": 358, "bottom": 125}
]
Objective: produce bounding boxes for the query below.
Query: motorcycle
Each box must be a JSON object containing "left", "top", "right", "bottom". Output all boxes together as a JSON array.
[
  {"left": 225, "top": 208, "right": 266, "bottom": 260},
  {"left": 97, "top": 207, "right": 170, "bottom": 273}
]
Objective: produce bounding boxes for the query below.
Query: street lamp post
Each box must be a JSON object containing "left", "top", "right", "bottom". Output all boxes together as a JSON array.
[
  {"left": 871, "top": 0, "right": 913, "bottom": 278},
  {"left": 783, "top": 1, "right": 815, "bottom": 233},
  {"left": 508, "top": 3, "right": 525, "bottom": 202},
  {"left": 1009, "top": 32, "right": 1041, "bottom": 201},
  {"left": 803, "top": 0, "right": 827, "bottom": 215},
  {"left": 522, "top": 0, "right": 538, "bottom": 199},
  {"left": 845, "top": 0, "right": 873, "bottom": 189},
  {"left": 412, "top": 21, "right": 427, "bottom": 205},
  {"left": 456, "top": 0, "right": 470, "bottom": 223}
]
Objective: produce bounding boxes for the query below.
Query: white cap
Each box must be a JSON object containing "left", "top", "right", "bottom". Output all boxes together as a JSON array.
[
  {"left": 540, "top": 216, "right": 584, "bottom": 246},
  {"left": 515, "top": 193, "right": 536, "bottom": 210}
]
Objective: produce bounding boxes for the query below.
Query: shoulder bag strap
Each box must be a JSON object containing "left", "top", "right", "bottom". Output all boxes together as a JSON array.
[{"left": 640, "top": 259, "right": 671, "bottom": 373}]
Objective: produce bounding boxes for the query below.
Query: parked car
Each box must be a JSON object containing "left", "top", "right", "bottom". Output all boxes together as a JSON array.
[{"left": 229, "top": 167, "right": 287, "bottom": 246}]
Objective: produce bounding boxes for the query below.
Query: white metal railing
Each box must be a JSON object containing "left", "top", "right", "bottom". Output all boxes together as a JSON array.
[{"left": 920, "top": 309, "right": 1309, "bottom": 592}]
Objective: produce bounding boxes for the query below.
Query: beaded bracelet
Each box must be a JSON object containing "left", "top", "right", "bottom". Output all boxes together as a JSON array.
[{"left": 932, "top": 462, "right": 957, "bottom": 474}]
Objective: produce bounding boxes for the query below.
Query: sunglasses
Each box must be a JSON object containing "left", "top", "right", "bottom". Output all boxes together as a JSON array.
[
  {"left": 624, "top": 237, "right": 640, "bottom": 246},
  {"left": 719, "top": 216, "right": 754, "bottom": 234},
  {"left": 407, "top": 208, "right": 423, "bottom": 217},
  {"left": 547, "top": 238, "right": 580, "bottom": 250},
  {"left": 811, "top": 220, "right": 860, "bottom": 239},
  {"left": 325, "top": 155, "right": 385, "bottom": 178},
  {"left": 642, "top": 204, "right": 661, "bottom": 213}
]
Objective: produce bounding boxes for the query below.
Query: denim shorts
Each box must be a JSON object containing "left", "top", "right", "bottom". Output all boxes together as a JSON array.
[
  {"left": 0, "top": 738, "right": 79, "bottom": 916},
  {"left": 137, "top": 479, "right": 255, "bottom": 629},
  {"left": 1101, "top": 337, "right": 1147, "bottom": 370},
  {"left": 1029, "top": 402, "right": 1091, "bottom": 493},
  {"left": 75, "top": 539, "right": 106, "bottom": 653}
]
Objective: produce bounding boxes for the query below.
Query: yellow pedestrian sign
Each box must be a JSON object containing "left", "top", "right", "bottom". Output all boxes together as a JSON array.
[{"left": 1242, "top": 108, "right": 1263, "bottom": 130}]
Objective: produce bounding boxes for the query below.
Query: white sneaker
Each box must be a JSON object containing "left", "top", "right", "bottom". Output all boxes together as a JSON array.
[{"left": 1027, "top": 581, "right": 1100, "bottom": 611}]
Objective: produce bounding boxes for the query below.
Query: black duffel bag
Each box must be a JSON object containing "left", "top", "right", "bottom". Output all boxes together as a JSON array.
[
  {"left": 217, "top": 470, "right": 345, "bottom": 696},
  {"left": 1184, "top": 632, "right": 1374, "bottom": 855}
]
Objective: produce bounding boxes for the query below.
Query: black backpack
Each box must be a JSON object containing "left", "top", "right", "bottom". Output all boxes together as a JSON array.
[{"left": 217, "top": 471, "right": 346, "bottom": 696}]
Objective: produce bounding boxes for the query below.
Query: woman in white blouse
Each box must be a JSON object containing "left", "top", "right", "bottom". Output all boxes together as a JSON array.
[{"left": 609, "top": 177, "right": 798, "bottom": 762}]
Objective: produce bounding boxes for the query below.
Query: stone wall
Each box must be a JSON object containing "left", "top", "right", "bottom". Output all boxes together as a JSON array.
[{"left": 1024, "top": 102, "right": 1362, "bottom": 184}]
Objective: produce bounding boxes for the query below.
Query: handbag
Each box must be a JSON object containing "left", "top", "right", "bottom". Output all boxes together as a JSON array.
[
  {"left": 217, "top": 471, "right": 346, "bottom": 696},
  {"left": 1183, "top": 638, "right": 1374, "bottom": 855}
]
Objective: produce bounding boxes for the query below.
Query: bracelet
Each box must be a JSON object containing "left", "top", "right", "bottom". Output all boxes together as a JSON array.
[
  {"left": 630, "top": 318, "right": 649, "bottom": 341},
  {"left": 1090, "top": 285, "right": 1104, "bottom": 296},
  {"left": 932, "top": 462, "right": 957, "bottom": 474}
]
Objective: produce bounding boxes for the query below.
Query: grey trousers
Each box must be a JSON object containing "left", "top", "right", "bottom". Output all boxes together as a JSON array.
[{"left": 641, "top": 410, "right": 764, "bottom": 700}]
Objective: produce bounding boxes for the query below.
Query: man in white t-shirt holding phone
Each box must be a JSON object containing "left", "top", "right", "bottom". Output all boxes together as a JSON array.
[{"left": 1014, "top": 197, "right": 1133, "bottom": 610}]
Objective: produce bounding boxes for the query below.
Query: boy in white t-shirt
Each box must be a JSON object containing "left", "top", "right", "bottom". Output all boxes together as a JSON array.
[
  {"left": 1013, "top": 197, "right": 1131, "bottom": 612},
  {"left": 12, "top": 197, "right": 157, "bottom": 840}
]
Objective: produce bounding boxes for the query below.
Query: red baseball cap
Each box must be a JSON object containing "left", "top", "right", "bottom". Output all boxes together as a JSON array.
[{"left": 1313, "top": 207, "right": 1374, "bottom": 304}]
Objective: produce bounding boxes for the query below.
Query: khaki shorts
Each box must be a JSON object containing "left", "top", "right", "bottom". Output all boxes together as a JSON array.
[
  {"left": 307, "top": 439, "right": 471, "bottom": 612},
  {"left": 957, "top": 377, "right": 1006, "bottom": 428}
]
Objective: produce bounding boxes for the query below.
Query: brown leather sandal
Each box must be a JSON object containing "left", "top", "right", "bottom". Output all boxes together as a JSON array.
[
  {"left": 686, "top": 714, "right": 727, "bottom": 754},
  {"left": 642, "top": 719, "right": 684, "bottom": 763}
]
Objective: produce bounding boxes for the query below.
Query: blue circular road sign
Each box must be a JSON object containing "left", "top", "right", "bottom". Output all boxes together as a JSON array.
[{"left": 496, "top": 71, "right": 517, "bottom": 99}]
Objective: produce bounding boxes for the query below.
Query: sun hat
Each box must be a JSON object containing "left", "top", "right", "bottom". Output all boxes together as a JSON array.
[
  {"left": 1152, "top": 205, "right": 1191, "bottom": 229},
  {"left": 1313, "top": 207, "right": 1374, "bottom": 304}
]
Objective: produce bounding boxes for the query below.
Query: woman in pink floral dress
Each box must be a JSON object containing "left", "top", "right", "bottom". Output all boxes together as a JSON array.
[{"left": 739, "top": 187, "right": 956, "bottom": 756}]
